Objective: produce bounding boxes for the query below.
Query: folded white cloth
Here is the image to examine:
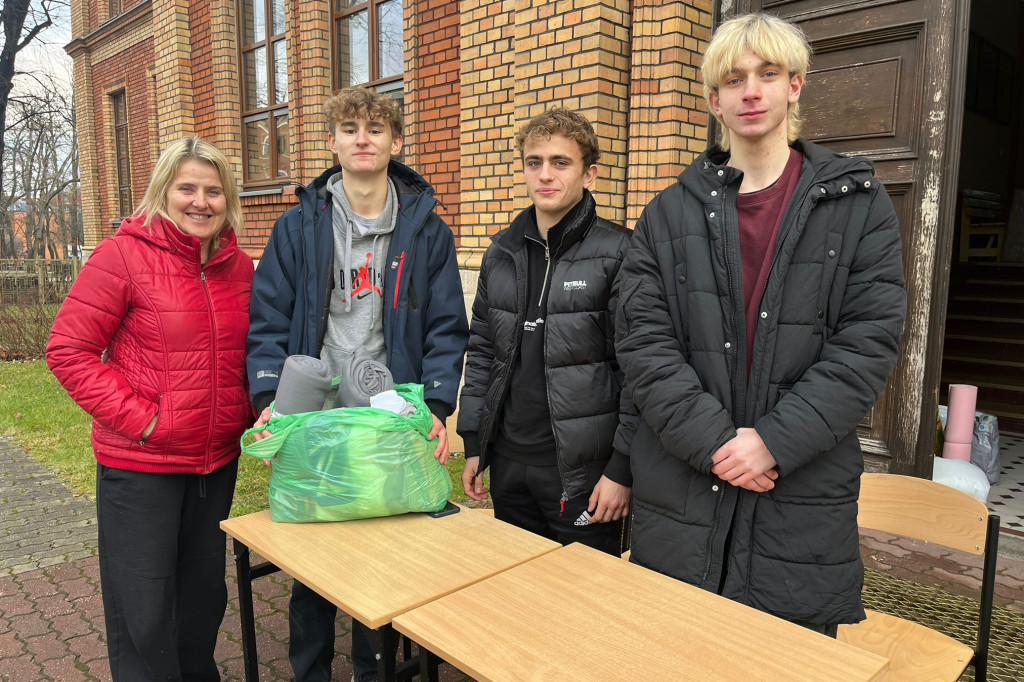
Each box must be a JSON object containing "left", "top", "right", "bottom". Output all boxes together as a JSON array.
[{"left": 370, "top": 390, "right": 417, "bottom": 416}]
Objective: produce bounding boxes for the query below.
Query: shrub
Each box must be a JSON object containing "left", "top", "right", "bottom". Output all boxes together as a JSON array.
[{"left": 0, "top": 304, "right": 59, "bottom": 360}]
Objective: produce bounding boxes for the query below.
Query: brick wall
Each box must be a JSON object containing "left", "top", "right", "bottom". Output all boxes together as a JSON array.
[
  {"left": 92, "top": 39, "right": 157, "bottom": 238},
  {"left": 458, "top": 0, "right": 515, "bottom": 262},
  {"left": 626, "top": 0, "right": 713, "bottom": 225},
  {"left": 512, "top": 0, "right": 631, "bottom": 222},
  {"left": 152, "top": 0, "right": 196, "bottom": 144},
  {"left": 404, "top": 0, "right": 462, "bottom": 245},
  {"left": 69, "top": 0, "right": 715, "bottom": 256}
]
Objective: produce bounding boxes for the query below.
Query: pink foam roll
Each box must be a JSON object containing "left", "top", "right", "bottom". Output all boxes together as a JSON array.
[
  {"left": 942, "top": 441, "right": 973, "bottom": 461},
  {"left": 945, "top": 384, "right": 978, "bottom": 444}
]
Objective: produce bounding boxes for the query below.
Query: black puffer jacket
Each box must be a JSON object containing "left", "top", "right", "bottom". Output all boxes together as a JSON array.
[
  {"left": 615, "top": 140, "right": 906, "bottom": 625},
  {"left": 458, "top": 191, "right": 632, "bottom": 498}
]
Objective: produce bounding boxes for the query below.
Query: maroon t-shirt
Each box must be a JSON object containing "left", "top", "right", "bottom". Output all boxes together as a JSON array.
[{"left": 736, "top": 148, "right": 803, "bottom": 376}]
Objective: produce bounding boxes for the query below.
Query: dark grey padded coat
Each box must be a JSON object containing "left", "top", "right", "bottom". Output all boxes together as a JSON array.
[
  {"left": 457, "top": 191, "right": 632, "bottom": 499},
  {"left": 615, "top": 140, "right": 907, "bottom": 625}
]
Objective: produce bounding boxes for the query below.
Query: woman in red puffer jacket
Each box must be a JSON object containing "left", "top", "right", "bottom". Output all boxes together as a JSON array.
[{"left": 47, "top": 137, "right": 253, "bottom": 682}]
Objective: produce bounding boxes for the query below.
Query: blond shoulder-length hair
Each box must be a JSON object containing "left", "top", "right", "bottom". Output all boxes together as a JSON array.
[
  {"left": 702, "top": 13, "right": 810, "bottom": 151},
  {"left": 136, "top": 137, "right": 242, "bottom": 239}
]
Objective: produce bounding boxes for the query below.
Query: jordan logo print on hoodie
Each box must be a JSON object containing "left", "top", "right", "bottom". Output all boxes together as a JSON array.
[{"left": 349, "top": 252, "right": 382, "bottom": 301}]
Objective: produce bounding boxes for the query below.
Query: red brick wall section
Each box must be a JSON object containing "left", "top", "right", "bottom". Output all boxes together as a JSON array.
[
  {"left": 404, "top": 0, "right": 462, "bottom": 243},
  {"left": 626, "top": 0, "right": 713, "bottom": 226},
  {"left": 91, "top": 37, "right": 156, "bottom": 241},
  {"left": 239, "top": 193, "right": 298, "bottom": 259}
]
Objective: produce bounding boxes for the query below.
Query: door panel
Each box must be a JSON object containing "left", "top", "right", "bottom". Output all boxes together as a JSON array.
[{"left": 732, "top": 0, "right": 969, "bottom": 474}]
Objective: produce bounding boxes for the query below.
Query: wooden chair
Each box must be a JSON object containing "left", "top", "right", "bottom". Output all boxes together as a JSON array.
[{"left": 838, "top": 473, "right": 1000, "bottom": 682}]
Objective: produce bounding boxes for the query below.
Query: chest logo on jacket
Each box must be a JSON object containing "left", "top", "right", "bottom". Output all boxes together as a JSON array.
[
  {"left": 563, "top": 280, "right": 588, "bottom": 291},
  {"left": 343, "top": 252, "right": 383, "bottom": 302},
  {"left": 523, "top": 317, "right": 544, "bottom": 333}
]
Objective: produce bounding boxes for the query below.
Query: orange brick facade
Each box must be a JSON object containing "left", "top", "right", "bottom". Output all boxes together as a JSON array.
[{"left": 67, "top": 0, "right": 714, "bottom": 268}]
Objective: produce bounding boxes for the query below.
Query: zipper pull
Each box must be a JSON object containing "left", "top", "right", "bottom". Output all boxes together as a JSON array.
[
  {"left": 201, "top": 271, "right": 206, "bottom": 282},
  {"left": 559, "top": 490, "right": 568, "bottom": 516}
]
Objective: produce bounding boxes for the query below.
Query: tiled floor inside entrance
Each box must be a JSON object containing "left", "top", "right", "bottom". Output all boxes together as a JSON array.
[{"left": 990, "top": 430, "right": 1024, "bottom": 535}]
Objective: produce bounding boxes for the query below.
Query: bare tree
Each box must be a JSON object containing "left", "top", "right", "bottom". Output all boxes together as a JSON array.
[
  {"left": 1, "top": 0, "right": 59, "bottom": 258},
  {"left": 4, "top": 77, "right": 80, "bottom": 259}
]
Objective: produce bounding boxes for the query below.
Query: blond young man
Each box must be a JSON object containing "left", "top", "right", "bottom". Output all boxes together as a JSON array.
[
  {"left": 614, "top": 14, "right": 906, "bottom": 634},
  {"left": 247, "top": 88, "right": 468, "bottom": 682},
  {"left": 458, "top": 108, "right": 632, "bottom": 554}
]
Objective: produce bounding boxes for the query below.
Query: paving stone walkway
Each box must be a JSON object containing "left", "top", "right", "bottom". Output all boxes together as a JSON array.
[
  {"left": 0, "top": 439, "right": 466, "bottom": 681},
  {"left": 2, "top": 435, "right": 1023, "bottom": 681}
]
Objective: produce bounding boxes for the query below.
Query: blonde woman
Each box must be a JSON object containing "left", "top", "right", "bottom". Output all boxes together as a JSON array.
[{"left": 47, "top": 137, "right": 253, "bottom": 681}]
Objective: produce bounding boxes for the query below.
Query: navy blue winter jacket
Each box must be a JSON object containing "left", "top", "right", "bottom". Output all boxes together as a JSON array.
[{"left": 246, "top": 161, "right": 469, "bottom": 418}]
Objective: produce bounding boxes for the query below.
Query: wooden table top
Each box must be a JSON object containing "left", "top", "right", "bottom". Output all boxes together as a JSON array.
[
  {"left": 393, "top": 543, "right": 890, "bottom": 681},
  {"left": 221, "top": 507, "right": 560, "bottom": 628}
]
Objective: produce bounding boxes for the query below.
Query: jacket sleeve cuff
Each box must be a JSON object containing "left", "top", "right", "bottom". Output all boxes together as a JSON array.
[
  {"left": 425, "top": 399, "right": 454, "bottom": 423},
  {"left": 461, "top": 432, "right": 481, "bottom": 460},
  {"left": 602, "top": 450, "right": 633, "bottom": 487},
  {"left": 253, "top": 391, "right": 275, "bottom": 417}
]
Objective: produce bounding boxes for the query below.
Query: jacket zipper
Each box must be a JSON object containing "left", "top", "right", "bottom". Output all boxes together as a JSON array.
[
  {"left": 200, "top": 269, "right": 217, "bottom": 473},
  {"left": 527, "top": 233, "right": 568, "bottom": 501},
  {"left": 537, "top": 242, "right": 551, "bottom": 306},
  {"left": 393, "top": 251, "right": 406, "bottom": 309}
]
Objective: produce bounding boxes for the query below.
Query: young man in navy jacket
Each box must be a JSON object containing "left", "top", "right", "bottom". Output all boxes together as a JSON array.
[{"left": 247, "top": 87, "right": 468, "bottom": 682}]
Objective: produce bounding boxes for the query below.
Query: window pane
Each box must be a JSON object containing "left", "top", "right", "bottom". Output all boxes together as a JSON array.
[
  {"left": 271, "top": 0, "right": 285, "bottom": 35},
  {"left": 112, "top": 93, "right": 126, "bottom": 125},
  {"left": 378, "top": 0, "right": 403, "bottom": 79},
  {"left": 244, "top": 46, "right": 269, "bottom": 110},
  {"left": 276, "top": 113, "right": 290, "bottom": 177},
  {"left": 244, "top": 116, "right": 271, "bottom": 182},
  {"left": 336, "top": 10, "right": 369, "bottom": 86},
  {"left": 273, "top": 39, "right": 288, "bottom": 105},
  {"left": 335, "top": 0, "right": 362, "bottom": 10},
  {"left": 119, "top": 189, "right": 132, "bottom": 217},
  {"left": 241, "top": 0, "right": 266, "bottom": 45}
]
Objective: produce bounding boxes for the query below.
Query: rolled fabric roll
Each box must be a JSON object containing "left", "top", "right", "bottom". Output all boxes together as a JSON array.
[
  {"left": 942, "top": 441, "right": 973, "bottom": 462},
  {"left": 946, "top": 384, "right": 978, "bottom": 444},
  {"left": 275, "top": 355, "right": 334, "bottom": 415},
  {"left": 336, "top": 348, "right": 394, "bottom": 408}
]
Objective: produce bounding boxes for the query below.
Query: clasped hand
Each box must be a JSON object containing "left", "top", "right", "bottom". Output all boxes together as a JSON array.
[{"left": 710, "top": 428, "right": 779, "bottom": 493}]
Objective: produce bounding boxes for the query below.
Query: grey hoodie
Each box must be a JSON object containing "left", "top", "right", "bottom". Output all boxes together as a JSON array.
[{"left": 320, "top": 171, "right": 397, "bottom": 381}]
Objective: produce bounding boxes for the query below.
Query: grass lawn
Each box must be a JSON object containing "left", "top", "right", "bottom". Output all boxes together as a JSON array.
[{"left": 0, "top": 359, "right": 482, "bottom": 517}]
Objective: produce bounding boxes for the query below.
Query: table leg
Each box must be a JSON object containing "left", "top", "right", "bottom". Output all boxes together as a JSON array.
[
  {"left": 233, "top": 538, "right": 259, "bottom": 682},
  {"left": 417, "top": 646, "right": 441, "bottom": 682},
  {"left": 374, "top": 624, "right": 399, "bottom": 682}
]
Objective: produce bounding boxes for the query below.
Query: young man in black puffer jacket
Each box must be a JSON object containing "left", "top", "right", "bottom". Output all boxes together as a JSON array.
[
  {"left": 458, "top": 108, "right": 633, "bottom": 554},
  {"left": 615, "top": 14, "right": 907, "bottom": 635}
]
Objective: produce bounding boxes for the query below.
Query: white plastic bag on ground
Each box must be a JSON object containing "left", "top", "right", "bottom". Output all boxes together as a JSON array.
[{"left": 932, "top": 456, "right": 991, "bottom": 503}]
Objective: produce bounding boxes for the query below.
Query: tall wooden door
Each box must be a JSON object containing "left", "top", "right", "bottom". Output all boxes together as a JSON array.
[{"left": 731, "top": 0, "right": 970, "bottom": 475}]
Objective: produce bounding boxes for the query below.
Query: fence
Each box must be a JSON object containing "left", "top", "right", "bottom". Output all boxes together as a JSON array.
[{"left": 0, "top": 258, "right": 80, "bottom": 307}]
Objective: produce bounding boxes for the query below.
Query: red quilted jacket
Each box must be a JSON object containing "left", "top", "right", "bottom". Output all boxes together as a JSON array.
[{"left": 46, "top": 214, "right": 254, "bottom": 474}]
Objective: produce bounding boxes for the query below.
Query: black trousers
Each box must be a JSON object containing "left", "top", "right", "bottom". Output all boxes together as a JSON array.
[
  {"left": 288, "top": 580, "right": 380, "bottom": 682},
  {"left": 96, "top": 459, "right": 238, "bottom": 682},
  {"left": 490, "top": 455, "right": 623, "bottom": 556}
]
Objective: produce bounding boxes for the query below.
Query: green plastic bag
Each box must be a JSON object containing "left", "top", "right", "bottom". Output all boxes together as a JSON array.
[{"left": 240, "top": 383, "right": 452, "bottom": 523}]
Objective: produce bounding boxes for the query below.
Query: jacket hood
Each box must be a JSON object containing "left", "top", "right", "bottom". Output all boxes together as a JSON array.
[
  {"left": 117, "top": 213, "right": 239, "bottom": 265},
  {"left": 300, "top": 159, "right": 436, "bottom": 227},
  {"left": 679, "top": 139, "right": 875, "bottom": 196}
]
